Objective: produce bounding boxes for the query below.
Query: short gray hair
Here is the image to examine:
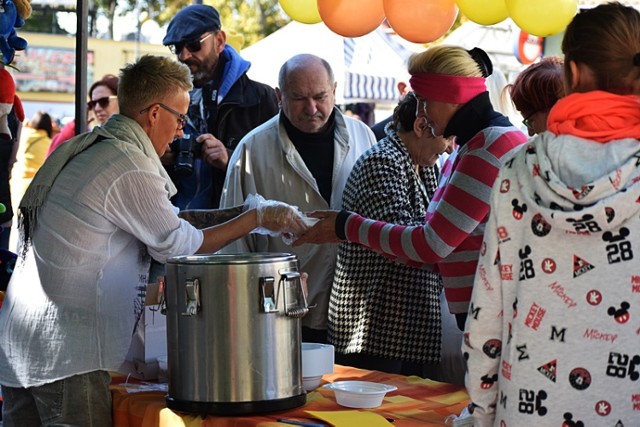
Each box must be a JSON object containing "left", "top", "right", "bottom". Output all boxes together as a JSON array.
[
  {"left": 118, "top": 55, "right": 193, "bottom": 117},
  {"left": 278, "top": 54, "right": 335, "bottom": 94}
]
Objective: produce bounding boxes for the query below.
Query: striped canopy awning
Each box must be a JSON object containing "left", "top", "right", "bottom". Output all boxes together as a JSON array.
[
  {"left": 342, "top": 28, "right": 416, "bottom": 102},
  {"left": 242, "top": 22, "right": 418, "bottom": 104},
  {"left": 344, "top": 73, "right": 400, "bottom": 102}
]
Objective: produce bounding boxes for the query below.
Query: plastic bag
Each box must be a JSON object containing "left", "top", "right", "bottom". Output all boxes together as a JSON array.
[
  {"left": 444, "top": 404, "right": 474, "bottom": 427},
  {"left": 243, "top": 194, "right": 315, "bottom": 245}
]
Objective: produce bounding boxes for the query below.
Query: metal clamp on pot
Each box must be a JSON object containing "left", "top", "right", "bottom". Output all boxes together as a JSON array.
[
  {"left": 181, "top": 278, "right": 200, "bottom": 316},
  {"left": 260, "top": 271, "right": 309, "bottom": 318}
]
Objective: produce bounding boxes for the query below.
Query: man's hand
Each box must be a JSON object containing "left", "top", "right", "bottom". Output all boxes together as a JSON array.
[{"left": 197, "top": 134, "right": 229, "bottom": 170}]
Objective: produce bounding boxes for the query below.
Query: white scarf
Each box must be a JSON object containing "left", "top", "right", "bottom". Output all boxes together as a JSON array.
[{"left": 18, "top": 114, "right": 176, "bottom": 255}]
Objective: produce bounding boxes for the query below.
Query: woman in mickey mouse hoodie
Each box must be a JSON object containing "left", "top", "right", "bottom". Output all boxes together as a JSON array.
[{"left": 463, "top": 3, "right": 640, "bottom": 426}]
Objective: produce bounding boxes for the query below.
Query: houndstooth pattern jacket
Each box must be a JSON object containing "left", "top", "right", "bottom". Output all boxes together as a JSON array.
[{"left": 328, "top": 129, "right": 443, "bottom": 364}]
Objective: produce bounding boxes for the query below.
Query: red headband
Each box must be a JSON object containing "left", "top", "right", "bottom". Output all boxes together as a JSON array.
[{"left": 409, "top": 73, "right": 487, "bottom": 104}]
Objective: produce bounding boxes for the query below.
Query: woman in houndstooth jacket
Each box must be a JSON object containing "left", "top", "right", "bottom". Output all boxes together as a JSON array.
[{"left": 330, "top": 92, "right": 455, "bottom": 376}]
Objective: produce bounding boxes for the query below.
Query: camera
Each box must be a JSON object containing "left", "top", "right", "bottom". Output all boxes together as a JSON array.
[{"left": 170, "top": 133, "right": 202, "bottom": 177}]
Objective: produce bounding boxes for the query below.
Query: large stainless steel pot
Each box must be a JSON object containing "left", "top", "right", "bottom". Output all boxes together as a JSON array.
[{"left": 164, "top": 253, "right": 308, "bottom": 415}]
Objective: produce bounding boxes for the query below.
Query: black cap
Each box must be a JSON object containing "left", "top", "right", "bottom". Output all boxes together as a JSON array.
[{"left": 163, "top": 5, "right": 221, "bottom": 46}]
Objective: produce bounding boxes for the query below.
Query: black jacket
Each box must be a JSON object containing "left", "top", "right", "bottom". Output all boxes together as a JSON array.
[{"left": 171, "top": 73, "right": 279, "bottom": 210}]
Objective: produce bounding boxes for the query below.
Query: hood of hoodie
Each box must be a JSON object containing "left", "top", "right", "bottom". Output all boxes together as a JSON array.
[
  {"left": 514, "top": 132, "right": 640, "bottom": 234},
  {"left": 216, "top": 45, "right": 250, "bottom": 100},
  {"left": 188, "top": 45, "right": 250, "bottom": 108}
]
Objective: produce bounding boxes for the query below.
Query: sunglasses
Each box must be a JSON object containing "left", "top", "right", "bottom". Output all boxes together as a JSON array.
[
  {"left": 169, "top": 32, "right": 213, "bottom": 55},
  {"left": 139, "top": 103, "right": 188, "bottom": 130},
  {"left": 88, "top": 95, "right": 117, "bottom": 110}
]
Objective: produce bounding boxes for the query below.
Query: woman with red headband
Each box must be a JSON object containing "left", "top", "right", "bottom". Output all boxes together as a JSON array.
[
  {"left": 296, "top": 46, "right": 527, "bottom": 331},
  {"left": 464, "top": 3, "right": 640, "bottom": 425}
]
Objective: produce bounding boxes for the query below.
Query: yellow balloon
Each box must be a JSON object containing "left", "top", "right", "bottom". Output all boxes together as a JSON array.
[
  {"left": 456, "top": 0, "right": 508, "bottom": 25},
  {"left": 506, "top": 0, "right": 578, "bottom": 37},
  {"left": 279, "top": 0, "right": 322, "bottom": 24}
]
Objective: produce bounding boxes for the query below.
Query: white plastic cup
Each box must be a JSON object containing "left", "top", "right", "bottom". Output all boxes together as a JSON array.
[{"left": 157, "top": 356, "right": 168, "bottom": 383}]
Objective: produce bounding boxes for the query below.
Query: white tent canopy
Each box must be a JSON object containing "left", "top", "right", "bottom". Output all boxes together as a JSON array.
[
  {"left": 441, "top": 19, "right": 526, "bottom": 80},
  {"left": 241, "top": 22, "right": 418, "bottom": 104}
]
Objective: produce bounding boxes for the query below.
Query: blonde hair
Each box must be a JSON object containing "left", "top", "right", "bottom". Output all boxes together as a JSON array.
[
  {"left": 118, "top": 55, "right": 193, "bottom": 117},
  {"left": 408, "top": 45, "right": 484, "bottom": 78}
]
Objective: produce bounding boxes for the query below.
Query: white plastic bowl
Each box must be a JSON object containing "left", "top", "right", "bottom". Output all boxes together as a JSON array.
[
  {"left": 302, "top": 375, "right": 323, "bottom": 391},
  {"left": 301, "top": 343, "right": 334, "bottom": 391},
  {"left": 323, "top": 380, "right": 397, "bottom": 408}
]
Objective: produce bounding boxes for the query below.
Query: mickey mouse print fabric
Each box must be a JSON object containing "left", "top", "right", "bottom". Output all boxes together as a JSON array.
[{"left": 463, "top": 130, "right": 640, "bottom": 427}]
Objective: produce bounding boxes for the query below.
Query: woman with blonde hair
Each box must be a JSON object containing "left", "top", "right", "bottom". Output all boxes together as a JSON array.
[
  {"left": 330, "top": 91, "right": 455, "bottom": 377},
  {"left": 296, "top": 46, "right": 527, "bottom": 331},
  {"left": 9, "top": 111, "right": 52, "bottom": 250},
  {"left": 464, "top": 3, "right": 640, "bottom": 425},
  {"left": 10, "top": 112, "right": 52, "bottom": 209}
]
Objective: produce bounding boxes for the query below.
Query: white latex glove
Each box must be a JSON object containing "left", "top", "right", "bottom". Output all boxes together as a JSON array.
[{"left": 244, "top": 194, "right": 310, "bottom": 244}]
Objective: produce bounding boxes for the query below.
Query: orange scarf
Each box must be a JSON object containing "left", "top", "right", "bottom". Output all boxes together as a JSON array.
[{"left": 547, "top": 91, "right": 640, "bottom": 143}]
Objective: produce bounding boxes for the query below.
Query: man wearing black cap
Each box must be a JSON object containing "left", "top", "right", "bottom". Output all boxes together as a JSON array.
[{"left": 163, "top": 4, "right": 278, "bottom": 210}]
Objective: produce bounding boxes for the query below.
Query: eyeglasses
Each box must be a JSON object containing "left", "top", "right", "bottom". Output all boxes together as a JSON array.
[
  {"left": 139, "top": 103, "right": 188, "bottom": 130},
  {"left": 88, "top": 96, "right": 117, "bottom": 110},
  {"left": 414, "top": 93, "right": 428, "bottom": 118},
  {"left": 522, "top": 111, "right": 537, "bottom": 129},
  {"left": 414, "top": 93, "right": 437, "bottom": 138},
  {"left": 169, "top": 33, "right": 213, "bottom": 55}
]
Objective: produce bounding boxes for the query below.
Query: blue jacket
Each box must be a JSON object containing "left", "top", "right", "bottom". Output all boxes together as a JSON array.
[{"left": 171, "top": 45, "right": 278, "bottom": 210}]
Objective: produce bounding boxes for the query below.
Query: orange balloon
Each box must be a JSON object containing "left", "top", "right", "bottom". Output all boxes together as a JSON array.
[
  {"left": 317, "top": 0, "right": 385, "bottom": 37},
  {"left": 384, "top": 0, "right": 459, "bottom": 43}
]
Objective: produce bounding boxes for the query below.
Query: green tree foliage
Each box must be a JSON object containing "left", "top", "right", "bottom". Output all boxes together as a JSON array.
[
  {"left": 126, "top": 0, "right": 290, "bottom": 48},
  {"left": 94, "top": 0, "right": 118, "bottom": 39},
  {"left": 20, "top": 1, "right": 113, "bottom": 39},
  {"left": 21, "top": 8, "right": 70, "bottom": 35},
  {"left": 23, "top": 0, "right": 464, "bottom": 49}
]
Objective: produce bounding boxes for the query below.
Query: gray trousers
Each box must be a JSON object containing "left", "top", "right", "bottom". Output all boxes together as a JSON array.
[{"left": 1, "top": 370, "right": 112, "bottom": 427}]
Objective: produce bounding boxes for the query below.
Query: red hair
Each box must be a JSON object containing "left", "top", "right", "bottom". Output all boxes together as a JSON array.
[
  {"left": 508, "top": 57, "right": 564, "bottom": 118},
  {"left": 89, "top": 74, "right": 119, "bottom": 99}
]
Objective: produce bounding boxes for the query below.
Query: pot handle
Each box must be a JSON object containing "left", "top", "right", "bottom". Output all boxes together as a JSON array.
[{"left": 280, "top": 272, "right": 309, "bottom": 318}]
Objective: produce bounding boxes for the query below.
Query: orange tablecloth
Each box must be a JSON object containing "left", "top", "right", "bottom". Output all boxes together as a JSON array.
[{"left": 111, "top": 365, "right": 469, "bottom": 427}]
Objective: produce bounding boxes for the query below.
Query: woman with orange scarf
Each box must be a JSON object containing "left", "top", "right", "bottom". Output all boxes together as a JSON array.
[{"left": 463, "top": 3, "right": 640, "bottom": 426}]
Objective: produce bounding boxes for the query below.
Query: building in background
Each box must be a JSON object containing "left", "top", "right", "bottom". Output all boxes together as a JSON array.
[{"left": 9, "top": 32, "right": 170, "bottom": 123}]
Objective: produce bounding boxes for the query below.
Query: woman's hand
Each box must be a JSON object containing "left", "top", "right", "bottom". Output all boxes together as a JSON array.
[{"left": 293, "top": 210, "right": 342, "bottom": 246}]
